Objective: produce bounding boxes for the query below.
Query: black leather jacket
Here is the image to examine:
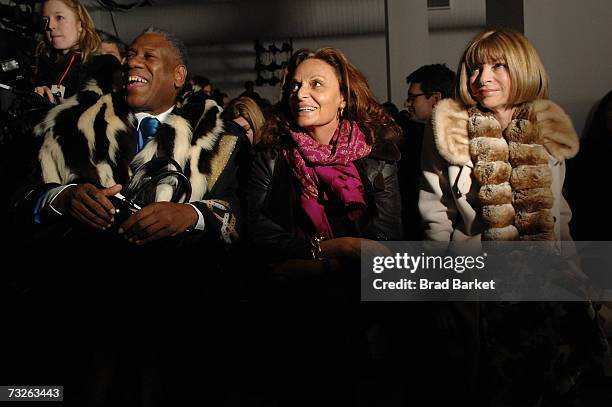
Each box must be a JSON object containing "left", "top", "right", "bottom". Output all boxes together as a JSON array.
[{"left": 247, "top": 137, "right": 403, "bottom": 263}]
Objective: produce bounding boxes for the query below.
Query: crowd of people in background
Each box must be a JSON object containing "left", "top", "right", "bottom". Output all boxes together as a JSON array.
[{"left": 1, "top": 0, "right": 612, "bottom": 406}]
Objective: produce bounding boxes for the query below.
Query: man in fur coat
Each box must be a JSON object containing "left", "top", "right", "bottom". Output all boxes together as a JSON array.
[
  {"left": 10, "top": 27, "right": 243, "bottom": 405},
  {"left": 29, "top": 27, "right": 240, "bottom": 246}
]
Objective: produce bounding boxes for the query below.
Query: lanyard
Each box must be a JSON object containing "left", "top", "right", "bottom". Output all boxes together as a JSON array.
[{"left": 57, "top": 53, "right": 76, "bottom": 88}]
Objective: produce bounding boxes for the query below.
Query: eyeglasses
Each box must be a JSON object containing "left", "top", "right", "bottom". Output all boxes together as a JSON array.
[{"left": 406, "top": 92, "right": 428, "bottom": 102}]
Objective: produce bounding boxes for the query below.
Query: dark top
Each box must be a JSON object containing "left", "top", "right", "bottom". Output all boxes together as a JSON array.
[
  {"left": 566, "top": 90, "right": 612, "bottom": 240},
  {"left": 35, "top": 52, "right": 83, "bottom": 99},
  {"left": 395, "top": 115, "right": 425, "bottom": 240},
  {"left": 247, "top": 134, "right": 403, "bottom": 264},
  {"left": 35, "top": 52, "right": 121, "bottom": 99}
]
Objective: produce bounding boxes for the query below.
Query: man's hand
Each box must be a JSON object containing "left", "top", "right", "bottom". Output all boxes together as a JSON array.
[
  {"left": 54, "top": 183, "right": 122, "bottom": 230},
  {"left": 118, "top": 202, "right": 198, "bottom": 245}
]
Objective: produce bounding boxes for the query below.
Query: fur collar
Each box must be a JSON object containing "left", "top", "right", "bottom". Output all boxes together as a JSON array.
[{"left": 432, "top": 98, "right": 579, "bottom": 165}]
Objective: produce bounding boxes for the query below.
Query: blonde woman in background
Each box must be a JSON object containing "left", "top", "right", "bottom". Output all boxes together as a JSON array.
[
  {"left": 222, "top": 96, "right": 265, "bottom": 145},
  {"left": 34, "top": 0, "right": 103, "bottom": 103}
]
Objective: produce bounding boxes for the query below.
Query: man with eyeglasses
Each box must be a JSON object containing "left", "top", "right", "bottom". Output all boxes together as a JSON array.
[
  {"left": 396, "top": 64, "right": 456, "bottom": 241},
  {"left": 383, "top": 63, "right": 460, "bottom": 405},
  {"left": 404, "top": 63, "right": 455, "bottom": 123}
]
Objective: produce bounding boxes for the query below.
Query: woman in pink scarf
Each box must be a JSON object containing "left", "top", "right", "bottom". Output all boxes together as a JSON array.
[
  {"left": 248, "top": 47, "right": 402, "bottom": 269},
  {"left": 245, "top": 47, "right": 402, "bottom": 404}
]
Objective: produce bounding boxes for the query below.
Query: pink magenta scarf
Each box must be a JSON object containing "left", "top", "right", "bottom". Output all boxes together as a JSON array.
[{"left": 282, "top": 119, "right": 372, "bottom": 239}]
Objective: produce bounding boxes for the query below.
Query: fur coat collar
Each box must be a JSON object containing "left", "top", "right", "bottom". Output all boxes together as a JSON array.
[
  {"left": 35, "top": 80, "right": 236, "bottom": 203},
  {"left": 431, "top": 99, "right": 579, "bottom": 241},
  {"left": 432, "top": 98, "right": 579, "bottom": 166}
]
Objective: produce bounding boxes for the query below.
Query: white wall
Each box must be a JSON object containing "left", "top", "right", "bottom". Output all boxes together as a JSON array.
[
  {"left": 184, "top": 35, "right": 388, "bottom": 105},
  {"left": 524, "top": 0, "right": 612, "bottom": 135},
  {"left": 287, "top": 27, "right": 480, "bottom": 108},
  {"left": 386, "top": 0, "right": 430, "bottom": 108},
  {"left": 292, "top": 35, "right": 388, "bottom": 103},
  {"left": 200, "top": 27, "right": 481, "bottom": 107},
  {"left": 187, "top": 41, "right": 263, "bottom": 101},
  {"left": 429, "top": 28, "right": 481, "bottom": 72},
  {"left": 87, "top": 1, "right": 486, "bottom": 110},
  {"left": 87, "top": 1, "right": 485, "bottom": 109}
]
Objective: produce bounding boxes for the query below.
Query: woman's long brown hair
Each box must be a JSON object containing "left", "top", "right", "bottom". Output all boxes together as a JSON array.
[{"left": 276, "top": 47, "right": 400, "bottom": 146}]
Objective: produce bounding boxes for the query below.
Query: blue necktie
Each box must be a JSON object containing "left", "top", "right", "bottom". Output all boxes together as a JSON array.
[{"left": 137, "top": 117, "right": 160, "bottom": 152}]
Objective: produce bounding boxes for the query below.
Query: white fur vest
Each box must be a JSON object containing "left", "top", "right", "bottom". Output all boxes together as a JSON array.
[{"left": 432, "top": 99, "right": 579, "bottom": 241}]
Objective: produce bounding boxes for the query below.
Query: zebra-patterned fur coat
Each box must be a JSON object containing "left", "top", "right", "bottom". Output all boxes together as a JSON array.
[{"left": 33, "top": 82, "right": 241, "bottom": 243}]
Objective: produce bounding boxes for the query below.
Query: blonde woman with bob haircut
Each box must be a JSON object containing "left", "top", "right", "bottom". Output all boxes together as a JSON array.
[
  {"left": 35, "top": 0, "right": 104, "bottom": 103},
  {"left": 419, "top": 29, "right": 605, "bottom": 407},
  {"left": 420, "top": 29, "right": 578, "bottom": 242},
  {"left": 455, "top": 29, "right": 550, "bottom": 110},
  {"left": 222, "top": 96, "right": 265, "bottom": 145}
]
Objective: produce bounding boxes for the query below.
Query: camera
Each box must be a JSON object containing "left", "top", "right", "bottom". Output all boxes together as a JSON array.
[
  {"left": 108, "top": 193, "right": 141, "bottom": 228},
  {"left": 52, "top": 91, "right": 62, "bottom": 104}
]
